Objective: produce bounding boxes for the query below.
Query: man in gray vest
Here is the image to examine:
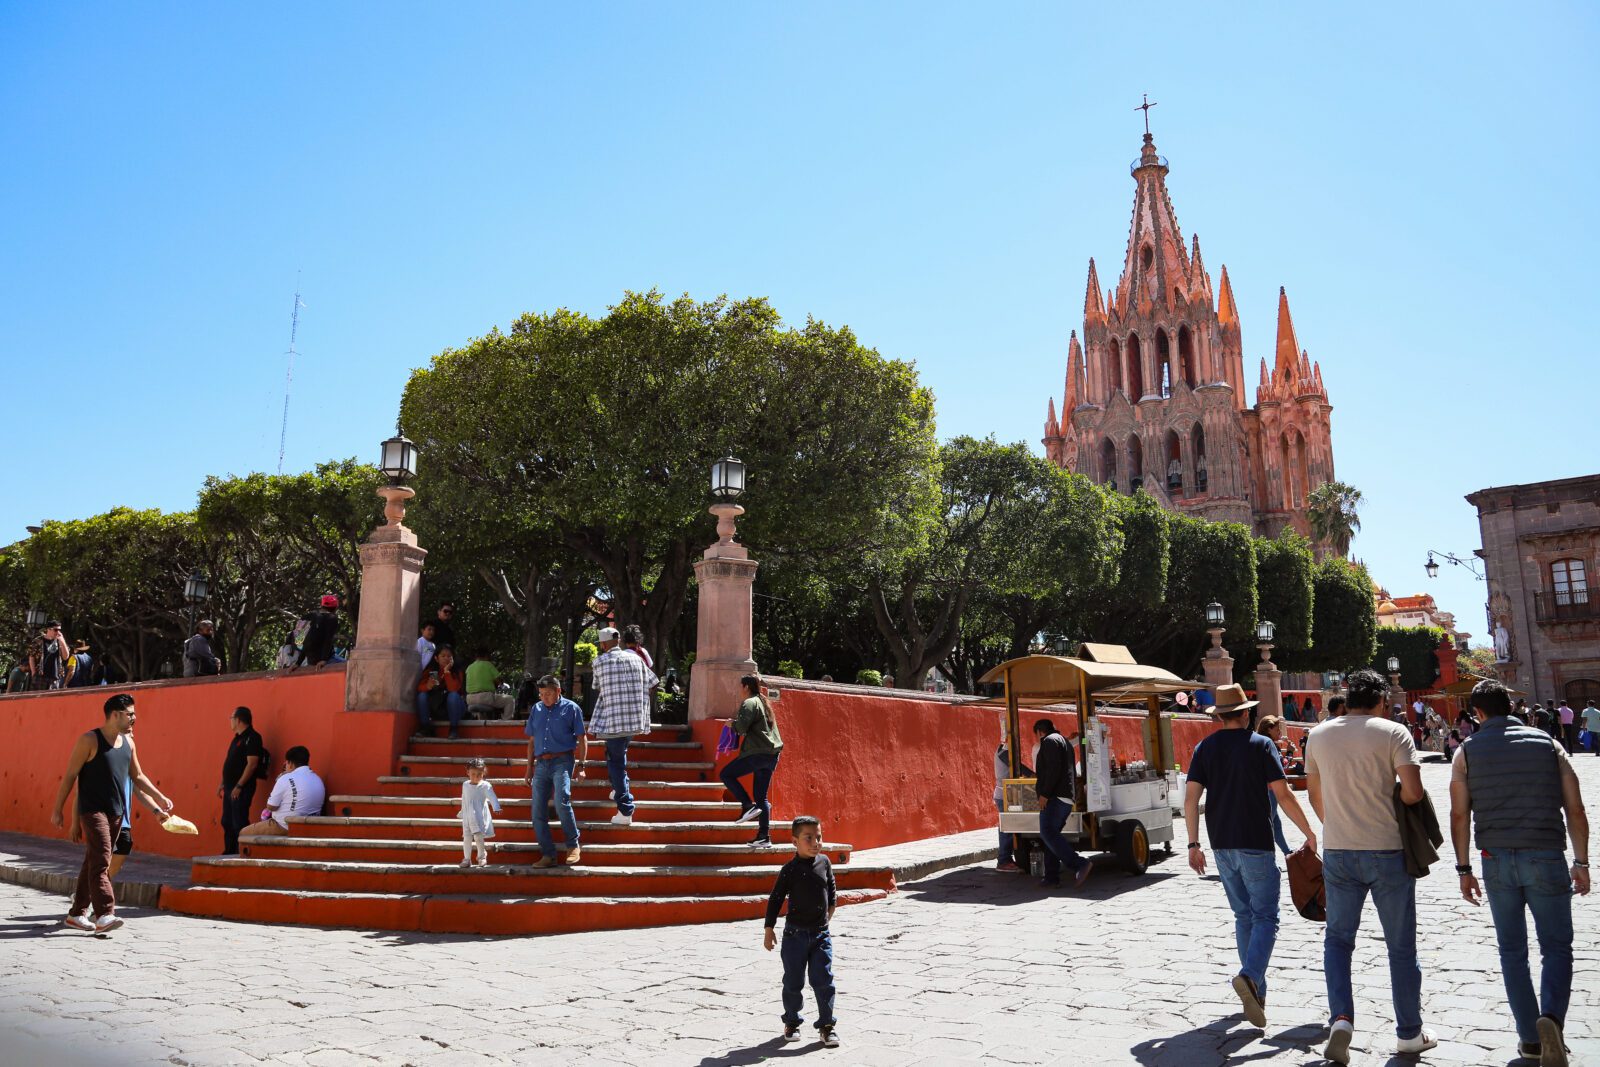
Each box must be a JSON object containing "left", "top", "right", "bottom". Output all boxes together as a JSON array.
[{"left": 1451, "top": 678, "right": 1590, "bottom": 1067}]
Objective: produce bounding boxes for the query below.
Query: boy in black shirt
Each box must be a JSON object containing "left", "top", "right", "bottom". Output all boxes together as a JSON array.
[{"left": 764, "top": 815, "right": 838, "bottom": 1047}]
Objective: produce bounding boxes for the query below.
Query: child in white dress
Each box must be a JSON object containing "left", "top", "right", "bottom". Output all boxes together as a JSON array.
[{"left": 459, "top": 758, "right": 501, "bottom": 866}]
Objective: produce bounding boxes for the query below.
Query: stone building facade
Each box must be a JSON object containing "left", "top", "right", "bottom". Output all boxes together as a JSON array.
[
  {"left": 1042, "top": 132, "right": 1335, "bottom": 542},
  {"left": 1467, "top": 474, "right": 1600, "bottom": 705}
]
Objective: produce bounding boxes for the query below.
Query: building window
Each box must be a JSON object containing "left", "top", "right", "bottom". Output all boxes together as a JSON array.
[{"left": 1552, "top": 558, "right": 1588, "bottom": 605}]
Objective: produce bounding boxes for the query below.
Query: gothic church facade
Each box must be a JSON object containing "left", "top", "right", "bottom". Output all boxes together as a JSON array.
[{"left": 1042, "top": 131, "right": 1335, "bottom": 542}]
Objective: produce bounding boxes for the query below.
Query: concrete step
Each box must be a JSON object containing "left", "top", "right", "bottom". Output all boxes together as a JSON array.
[
  {"left": 189, "top": 857, "right": 895, "bottom": 897},
  {"left": 327, "top": 795, "right": 743, "bottom": 822},
  {"left": 161, "top": 883, "right": 890, "bottom": 936},
  {"left": 377, "top": 776, "right": 728, "bottom": 801},
  {"left": 288, "top": 815, "right": 786, "bottom": 846},
  {"left": 236, "top": 836, "right": 851, "bottom": 867},
  {"left": 397, "top": 755, "right": 713, "bottom": 781},
  {"left": 450, "top": 721, "right": 690, "bottom": 744},
  {"left": 408, "top": 737, "right": 704, "bottom": 756}
]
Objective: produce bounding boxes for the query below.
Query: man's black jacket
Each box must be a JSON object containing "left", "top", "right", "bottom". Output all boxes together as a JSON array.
[{"left": 1035, "top": 733, "right": 1076, "bottom": 801}]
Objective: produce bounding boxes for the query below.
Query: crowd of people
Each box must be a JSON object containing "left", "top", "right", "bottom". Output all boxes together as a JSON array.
[{"left": 1181, "top": 670, "right": 1588, "bottom": 1066}]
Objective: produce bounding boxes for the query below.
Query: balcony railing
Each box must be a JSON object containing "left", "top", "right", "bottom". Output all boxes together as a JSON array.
[{"left": 1536, "top": 589, "right": 1599, "bottom": 623}]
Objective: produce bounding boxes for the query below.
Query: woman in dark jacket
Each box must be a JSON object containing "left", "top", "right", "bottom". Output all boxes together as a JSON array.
[{"left": 719, "top": 675, "right": 783, "bottom": 847}]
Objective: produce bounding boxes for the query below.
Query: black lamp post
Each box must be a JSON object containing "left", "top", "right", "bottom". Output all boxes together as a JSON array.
[
  {"left": 184, "top": 570, "right": 209, "bottom": 637},
  {"left": 711, "top": 455, "right": 746, "bottom": 501},
  {"left": 379, "top": 433, "right": 419, "bottom": 483},
  {"left": 1205, "top": 601, "right": 1225, "bottom": 628}
]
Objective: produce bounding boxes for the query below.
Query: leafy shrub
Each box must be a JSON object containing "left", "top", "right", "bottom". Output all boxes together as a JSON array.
[{"left": 855, "top": 669, "right": 883, "bottom": 686}]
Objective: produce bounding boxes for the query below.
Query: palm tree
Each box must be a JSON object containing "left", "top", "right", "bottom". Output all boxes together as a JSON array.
[{"left": 1307, "top": 480, "right": 1363, "bottom": 557}]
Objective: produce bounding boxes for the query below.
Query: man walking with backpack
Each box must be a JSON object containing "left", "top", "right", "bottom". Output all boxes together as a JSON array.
[{"left": 1451, "top": 678, "right": 1589, "bottom": 1066}]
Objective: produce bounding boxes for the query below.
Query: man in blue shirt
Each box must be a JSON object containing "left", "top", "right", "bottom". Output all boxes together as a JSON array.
[
  {"left": 524, "top": 675, "right": 588, "bottom": 867},
  {"left": 1184, "top": 683, "right": 1318, "bottom": 1030}
]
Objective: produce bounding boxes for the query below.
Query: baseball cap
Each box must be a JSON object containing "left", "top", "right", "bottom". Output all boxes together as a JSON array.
[
  {"left": 321, "top": 595, "right": 340, "bottom": 609},
  {"left": 596, "top": 626, "right": 621, "bottom": 642}
]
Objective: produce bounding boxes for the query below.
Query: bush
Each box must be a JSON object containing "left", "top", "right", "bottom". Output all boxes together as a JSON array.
[
  {"left": 572, "top": 641, "right": 599, "bottom": 668},
  {"left": 1373, "top": 625, "right": 1445, "bottom": 691},
  {"left": 855, "top": 669, "right": 883, "bottom": 686},
  {"left": 775, "top": 660, "right": 804, "bottom": 679}
]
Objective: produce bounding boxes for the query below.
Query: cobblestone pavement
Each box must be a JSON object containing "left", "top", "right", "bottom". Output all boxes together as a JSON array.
[{"left": 2, "top": 757, "right": 1598, "bottom": 1067}]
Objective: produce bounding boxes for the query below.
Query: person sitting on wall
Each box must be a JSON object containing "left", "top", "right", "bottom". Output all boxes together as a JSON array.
[
  {"left": 183, "top": 621, "right": 220, "bottom": 678},
  {"left": 464, "top": 648, "right": 514, "bottom": 719},
  {"left": 415, "top": 646, "right": 468, "bottom": 739},
  {"left": 293, "top": 596, "right": 340, "bottom": 670},
  {"left": 239, "top": 746, "right": 326, "bottom": 839}
]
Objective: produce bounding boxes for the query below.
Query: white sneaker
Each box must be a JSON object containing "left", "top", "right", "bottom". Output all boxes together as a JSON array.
[
  {"left": 608, "top": 790, "right": 616, "bottom": 800},
  {"left": 1395, "top": 1029, "right": 1438, "bottom": 1055},
  {"left": 610, "top": 813, "right": 632, "bottom": 826},
  {"left": 93, "top": 914, "right": 124, "bottom": 933},
  {"left": 736, "top": 807, "right": 762, "bottom": 823},
  {"left": 63, "top": 913, "right": 94, "bottom": 932},
  {"left": 1324, "top": 1020, "right": 1353, "bottom": 1065},
  {"left": 748, "top": 838, "right": 772, "bottom": 849}
]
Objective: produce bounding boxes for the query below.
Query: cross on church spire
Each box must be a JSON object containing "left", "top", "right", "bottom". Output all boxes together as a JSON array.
[{"left": 1135, "top": 93, "right": 1157, "bottom": 136}]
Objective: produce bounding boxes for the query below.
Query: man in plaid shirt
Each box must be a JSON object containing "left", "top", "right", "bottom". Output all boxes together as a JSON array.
[{"left": 588, "top": 627, "right": 658, "bottom": 825}]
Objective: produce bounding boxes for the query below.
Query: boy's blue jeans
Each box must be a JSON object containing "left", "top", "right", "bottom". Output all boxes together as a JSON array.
[
  {"left": 1213, "top": 849, "right": 1280, "bottom": 999},
  {"left": 1482, "top": 847, "right": 1574, "bottom": 1043},
  {"left": 531, "top": 753, "right": 579, "bottom": 859},
  {"left": 1323, "top": 849, "right": 1423, "bottom": 1039},
  {"left": 780, "top": 925, "right": 836, "bottom": 1030}
]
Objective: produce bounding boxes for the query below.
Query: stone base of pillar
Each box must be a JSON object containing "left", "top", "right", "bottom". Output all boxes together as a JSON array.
[
  {"left": 1202, "top": 651, "right": 1235, "bottom": 689},
  {"left": 688, "top": 541, "right": 758, "bottom": 722},
  {"left": 1254, "top": 667, "right": 1282, "bottom": 719},
  {"left": 345, "top": 523, "right": 427, "bottom": 714}
]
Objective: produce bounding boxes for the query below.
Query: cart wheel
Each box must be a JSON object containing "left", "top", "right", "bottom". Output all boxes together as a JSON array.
[{"left": 1115, "top": 820, "right": 1149, "bottom": 876}]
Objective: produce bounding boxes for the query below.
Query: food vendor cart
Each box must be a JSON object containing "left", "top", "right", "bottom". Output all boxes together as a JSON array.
[{"left": 976, "top": 644, "right": 1192, "bottom": 876}]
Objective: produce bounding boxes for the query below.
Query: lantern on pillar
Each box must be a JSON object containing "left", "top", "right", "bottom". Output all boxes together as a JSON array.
[
  {"left": 711, "top": 455, "right": 746, "bottom": 500},
  {"left": 379, "top": 434, "right": 418, "bottom": 483},
  {"left": 1205, "top": 601, "right": 1225, "bottom": 627}
]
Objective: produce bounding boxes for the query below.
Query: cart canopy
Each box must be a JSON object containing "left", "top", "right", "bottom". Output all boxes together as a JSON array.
[{"left": 976, "top": 652, "right": 1191, "bottom": 706}]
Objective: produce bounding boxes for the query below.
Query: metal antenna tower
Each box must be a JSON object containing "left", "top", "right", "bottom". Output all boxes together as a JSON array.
[{"left": 277, "top": 279, "right": 306, "bottom": 475}]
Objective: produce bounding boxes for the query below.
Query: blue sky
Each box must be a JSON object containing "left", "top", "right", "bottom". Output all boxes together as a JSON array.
[{"left": 4, "top": 3, "right": 1595, "bottom": 640}]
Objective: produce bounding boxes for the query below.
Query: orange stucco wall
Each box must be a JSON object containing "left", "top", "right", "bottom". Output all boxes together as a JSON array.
[
  {"left": 699, "top": 685, "right": 1311, "bottom": 852},
  {"left": 0, "top": 668, "right": 409, "bottom": 859}
]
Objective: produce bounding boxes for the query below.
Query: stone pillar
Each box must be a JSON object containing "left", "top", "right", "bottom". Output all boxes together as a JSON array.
[
  {"left": 1436, "top": 636, "right": 1460, "bottom": 687},
  {"left": 1254, "top": 643, "right": 1282, "bottom": 720},
  {"left": 345, "top": 486, "right": 427, "bottom": 713},
  {"left": 689, "top": 503, "right": 758, "bottom": 722},
  {"left": 1202, "top": 627, "right": 1234, "bottom": 688}
]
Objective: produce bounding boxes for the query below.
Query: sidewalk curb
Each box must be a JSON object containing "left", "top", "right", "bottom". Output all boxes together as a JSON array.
[
  {"left": 0, "top": 860, "right": 165, "bottom": 909},
  {"left": 891, "top": 845, "right": 998, "bottom": 885}
]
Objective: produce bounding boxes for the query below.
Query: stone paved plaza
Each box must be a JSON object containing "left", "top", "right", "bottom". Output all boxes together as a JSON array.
[{"left": 2, "top": 757, "right": 1597, "bottom": 1067}]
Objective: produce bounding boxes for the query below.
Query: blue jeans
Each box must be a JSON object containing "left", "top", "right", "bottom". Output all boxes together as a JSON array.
[
  {"left": 780, "top": 925, "right": 836, "bottom": 1030},
  {"left": 1483, "top": 848, "right": 1574, "bottom": 1042},
  {"left": 1037, "top": 797, "right": 1087, "bottom": 882},
  {"left": 415, "top": 691, "right": 466, "bottom": 731},
  {"left": 1214, "top": 849, "right": 1281, "bottom": 999},
  {"left": 720, "top": 752, "right": 779, "bottom": 840},
  {"left": 604, "top": 737, "right": 635, "bottom": 816},
  {"left": 996, "top": 797, "right": 1014, "bottom": 866},
  {"left": 1323, "top": 849, "right": 1423, "bottom": 1038},
  {"left": 531, "top": 753, "right": 579, "bottom": 859},
  {"left": 1267, "top": 790, "right": 1291, "bottom": 855}
]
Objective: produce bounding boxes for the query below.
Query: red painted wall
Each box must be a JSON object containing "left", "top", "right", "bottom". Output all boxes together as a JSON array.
[
  {"left": 700, "top": 684, "right": 1313, "bottom": 852},
  {"left": 0, "top": 668, "right": 409, "bottom": 859}
]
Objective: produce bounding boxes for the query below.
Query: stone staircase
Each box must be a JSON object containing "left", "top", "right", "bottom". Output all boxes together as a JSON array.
[{"left": 162, "top": 719, "right": 894, "bottom": 934}]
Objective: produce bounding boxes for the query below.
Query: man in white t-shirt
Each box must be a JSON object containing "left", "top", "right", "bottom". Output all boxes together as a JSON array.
[
  {"left": 239, "top": 746, "right": 327, "bottom": 839},
  {"left": 1306, "top": 669, "right": 1434, "bottom": 1063}
]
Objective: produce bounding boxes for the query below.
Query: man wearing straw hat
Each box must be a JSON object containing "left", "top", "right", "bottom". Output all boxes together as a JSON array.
[{"left": 1184, "top": 683, "right": 1317, "bottom": 1030}]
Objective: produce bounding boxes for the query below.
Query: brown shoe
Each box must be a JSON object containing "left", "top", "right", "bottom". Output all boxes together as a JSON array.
[
  {"left": 532, "top": 856, "right": 558, "bottom": 869},
  {"left": 565, "top": 846, "right": 581, "bottom": 866}
]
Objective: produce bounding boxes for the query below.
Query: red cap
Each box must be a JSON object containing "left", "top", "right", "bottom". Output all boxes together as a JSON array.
[{"left": 320, "top": 595, "right": 340, "bottom": 609}]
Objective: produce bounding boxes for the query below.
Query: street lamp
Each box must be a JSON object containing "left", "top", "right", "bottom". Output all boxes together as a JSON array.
[
  {"left": 1256, "top": 619, "right": 1275, "bottom": 643},
  {"left": 376, "top": 432, "right": 420, "bottom": 527},
  {"left": 1387, "top": 655, "right": 1400, "bottom": 673},
  {"left": 184, "top": 570, "right": 208, "bottom": 636},
  {"left": 711, "top": 455, "right": 746, "bottom": 501},
  {"left": 1423, "top": 549, "right": 1483, "bottom": 581},
  {"left": 1205, "top": 601, "right": 1225, "bottom": 627},
  {"left": 25, "top": 606, "right": 46, "bottom": 629},
  {"left": 708, "top": 456, "right": 748, "bottom": 546},
  {"left": 1256, "top": 618, "right": 1277, "bottom": 675},
  {"left": 1424, "top": 554, "right": 1440, "bottom": 579}
]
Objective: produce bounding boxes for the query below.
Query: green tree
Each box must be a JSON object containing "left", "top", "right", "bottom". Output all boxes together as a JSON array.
[
  {"left": 1307, "top": 480, "right": 1363, "bottom": 557},
  {"left": 401, "top": 291, "right": 938, "bottom": 664},
  {"left": 1282, "top": 556, "right": 1378, "bottom": 673},
  {"left": 1255, "top": 531, "right": 1315, "bottom": 662},
  {"left": 1374, "top": 625, "right": 1445, "bottom": 691}
]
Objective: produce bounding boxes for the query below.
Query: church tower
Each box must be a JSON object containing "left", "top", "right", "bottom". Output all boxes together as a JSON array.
[{"left": 1042, "top": 127, "right": 1337, "bottom": 544}]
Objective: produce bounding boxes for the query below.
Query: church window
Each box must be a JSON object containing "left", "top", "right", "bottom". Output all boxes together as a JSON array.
[
  {"left": 1108, "top": 339, "right": 1123, "bottom": 397},
  {"left": 1191, "top": 424, "right": 1207, "bottom": 494},
  {"left": 1178, "top": 326, "right": 1196, "bottom": 387},
  {"left": 1156, "top": 329, "right": 1172, "bottom": 398},
  {"left": 1127, "top": 334, "right": 1145, "bottom": 399},
  {"left": 1100, "top": 437, "right": 1118, "bottom": 488},
  {"left": 1164, "top": 430, "right": 1182, "bottom": 493},
  {"left": 1141, "top": 245, "right": 1153, "bottom": 270},
  {"left": 1552, "top": 559, "right": 1588, "bottom": 605},
  {"left": 1127, "top": 436, "right": 1145, "bottom": 493}
]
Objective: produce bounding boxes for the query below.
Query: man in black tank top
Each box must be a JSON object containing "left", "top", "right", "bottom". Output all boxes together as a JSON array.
[{"left": 51, "top": 693, "right": 172, "bottom": 932}]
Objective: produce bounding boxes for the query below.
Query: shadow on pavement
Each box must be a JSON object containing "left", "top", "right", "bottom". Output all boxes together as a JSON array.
[
  {"left": 697, "top": 1035, "right": 823, "bottom": 1065},
  {"left": 900, "top": 859, "right": 1179, "bottom": 906},
  {"left": 1131, "top": 1019, "right": 1325, "bottom": 1067}
]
